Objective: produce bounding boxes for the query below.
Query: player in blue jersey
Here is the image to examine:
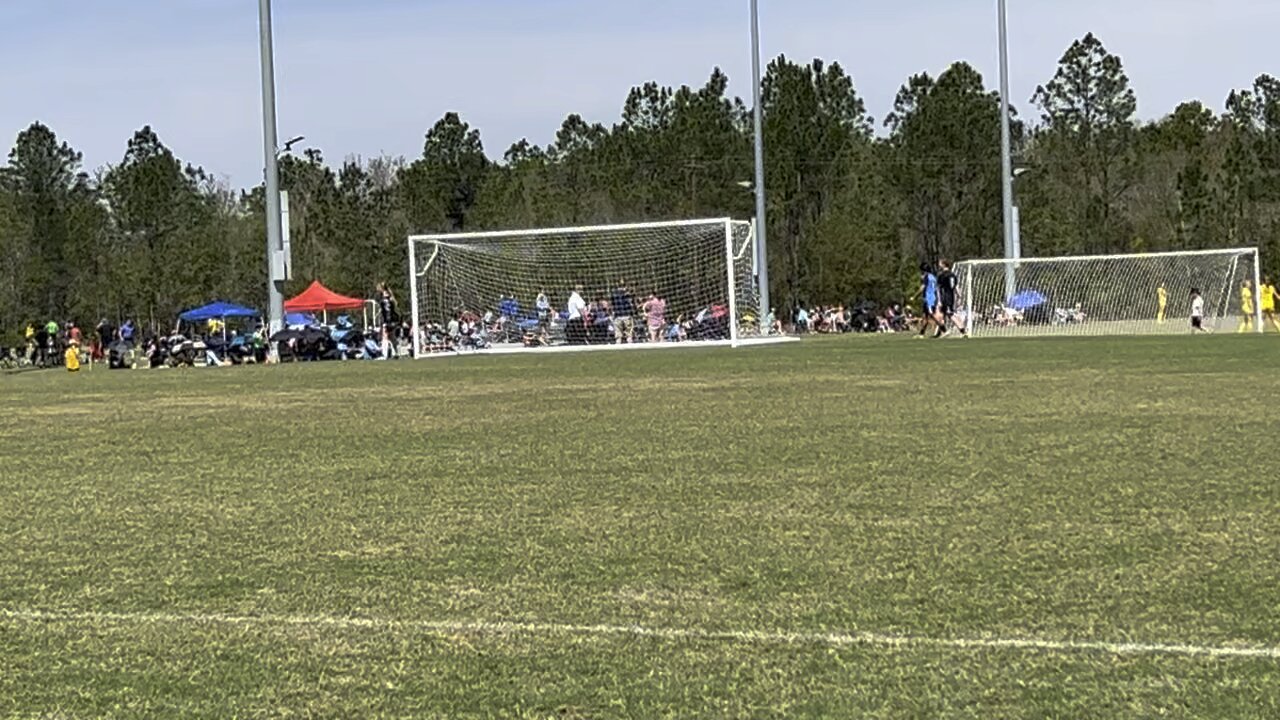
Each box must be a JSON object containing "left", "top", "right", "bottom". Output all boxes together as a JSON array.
[{"left": 915, "top": 262, "right": 942, "bottom": 338}]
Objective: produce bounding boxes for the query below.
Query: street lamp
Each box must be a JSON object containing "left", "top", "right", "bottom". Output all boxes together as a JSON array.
[
  {"left": 275, "top": 136, "right": 306, "bottom": 310},
  {"left": 749, "top": 0, "right": 770, "bottom": 323},
  {"left": 1011, "top": 167, "right": 1031, "bottom": 263},
  {"left": 258, "top": 0, "right": 285, "bottom": 341}
]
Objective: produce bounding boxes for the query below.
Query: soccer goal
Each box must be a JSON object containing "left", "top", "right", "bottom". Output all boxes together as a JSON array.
[
  {"left": 955, "top": 248, "right": 1263, "bottom": 337},
  {"left": 407, "top": 218, "right": 763, "bottom": 356}
]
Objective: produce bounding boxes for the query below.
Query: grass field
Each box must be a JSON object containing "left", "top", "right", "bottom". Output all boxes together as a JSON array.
[{"left": 2, "top": 335, "right": 1279, "bottom": 718}]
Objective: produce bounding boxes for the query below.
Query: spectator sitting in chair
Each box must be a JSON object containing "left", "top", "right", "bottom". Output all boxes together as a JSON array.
[
  {"left": 834, "top": 305, "right": 850, "bottom": 333},
  {"left": 794, "top": 306, "right": 810, "bottom": 333},
  {"left": 763, "top": 308, "right": 783, "bottom": 336},
  {"left": 590, "top": 297, "right": 612, "bottom": 344}
]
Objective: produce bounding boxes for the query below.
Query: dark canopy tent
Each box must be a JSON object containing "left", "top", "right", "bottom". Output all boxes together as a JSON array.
[{"left": 179, "top": 301, "right": 260, "bottom": 322}]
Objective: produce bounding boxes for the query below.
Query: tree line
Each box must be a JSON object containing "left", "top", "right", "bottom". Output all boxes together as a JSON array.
[{"left": 2, "top": 32, "right": 1277, "bottom": 340}]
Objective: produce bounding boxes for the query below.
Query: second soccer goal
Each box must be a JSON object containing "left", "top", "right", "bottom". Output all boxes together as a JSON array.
[
  {"left": 955, "top": 248, "right": 1263, "bottom": 337},
  {"left": 407, "top": 218, "right": 760, "bottom": 355}
]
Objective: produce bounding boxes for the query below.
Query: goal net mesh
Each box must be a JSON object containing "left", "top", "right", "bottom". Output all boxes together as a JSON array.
[
  {"left": 409, "top": 219, "right": 758, "bottom": 353},
  {"left": 956, "top": 249, "right": 1260, "bottom": 337}
]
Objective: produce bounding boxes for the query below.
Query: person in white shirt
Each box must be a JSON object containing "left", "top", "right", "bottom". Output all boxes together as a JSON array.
[
  {"left": 566, "top": 284, "right": 587, "bottom": 344},
  {"left": 1189, "top": 288, "right": 1210, "bottom": 333}
]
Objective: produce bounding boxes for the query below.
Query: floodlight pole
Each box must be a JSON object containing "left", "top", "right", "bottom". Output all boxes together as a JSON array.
[
  {"left": 258, "top": 0, "right": 285, "bottom": 340},
  {"left": 998, "top": 0, "right": 1016, "bottom": 302},
  {"left": 750, "top": 0, "right": 770, "bottom": 321}
]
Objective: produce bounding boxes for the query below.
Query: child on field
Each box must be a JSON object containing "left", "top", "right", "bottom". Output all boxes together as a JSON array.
[
  {"left": 64, "top": 339, "right": 81, "bottom": 372},
  {"left": 1190, "top": 288, "right": 1211, "bottom": 333}
]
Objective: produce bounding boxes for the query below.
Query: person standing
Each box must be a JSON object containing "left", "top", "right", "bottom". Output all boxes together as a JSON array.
[
  {"left": 1190, "top": 288, "right": 1211, "bottom": 333},
  {"left": 914, "top": 263, "right": 941, "bottom": 339},
  {"left": 611, "top": 280, "right": 635, "bottom": 344},
  {"left": 566, "top": 284, "right": 587, "bottom": 345},
  {"left": 1261, "top": 275, "right": 1280, "bottom": 332},
  {"left": 45, "top": 319, "right": 60, "bottom": 366},
  {"left": 94, "top": 318, "right": 115, "bottom": 361},
  {"left": 64, "top": 339, "right": 81, "bottom": 373},
  {"left": 1239, "top": 279, "right": 1255, "bottom": 333},
  {"left": 642, "top": 291, "right": 666, "bottom": 343},
  {"left": 377, "top": 283, "right": 399, "bottom": 327},
  {"left": 935, "top": 259, "right": 967, "bottom": 338},
  {"left": 377, "top": 283, "right": 398, "bottom": 357},
  {"left": 1156, "top": 282, "right": 1168, "bottom": 324},
  {"left": 536, "top": 292, "right": 553, "bottom": 333}
]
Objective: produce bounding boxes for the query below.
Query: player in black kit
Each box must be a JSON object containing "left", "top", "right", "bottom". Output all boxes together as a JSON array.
[{"left": 935, "top": 259, "right": 967, "bottom": 338}]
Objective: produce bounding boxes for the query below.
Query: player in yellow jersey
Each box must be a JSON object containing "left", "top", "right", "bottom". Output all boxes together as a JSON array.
[
  {"left": 1239, "top": 279, "right": 1255, "bottom": 333},
  {"left": 1262, "top": 275, "right": 1280, "bottom": 332},
  {"left": 1156, "top": 283, "right": 1168, "bottom": 323}
]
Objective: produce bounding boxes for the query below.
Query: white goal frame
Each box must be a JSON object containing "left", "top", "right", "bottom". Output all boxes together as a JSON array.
[
  {"left": 957, "top": 247, "right": 1263, "bottom": 337},
  {"left": 407, "top": 218, "right": 760, "bottom": 357}
]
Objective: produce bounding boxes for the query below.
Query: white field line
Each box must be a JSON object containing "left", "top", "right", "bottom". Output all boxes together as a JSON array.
[{"left": 3, "top": 608, "right": 1278, "bottom": 661}]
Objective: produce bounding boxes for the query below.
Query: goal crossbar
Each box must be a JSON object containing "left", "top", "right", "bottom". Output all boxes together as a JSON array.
[
  {"left": 408, "top": 217, "right": 734, "bottom": 243},
  {"left": 959, "top": 247, "right": 1261, "bottom": 267}
]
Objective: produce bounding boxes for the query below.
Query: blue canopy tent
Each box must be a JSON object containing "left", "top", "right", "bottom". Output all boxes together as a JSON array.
[
  {"left": 1007, "top": 290, "right": 1047, "bottom": 311},
  {"left": 178, "top": 302, "right": 261, "bottom": 348},
  {"left": 179, "top": 301, "right": 260, "bottom": 322}
]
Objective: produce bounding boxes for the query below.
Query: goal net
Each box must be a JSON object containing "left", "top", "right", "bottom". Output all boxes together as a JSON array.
[
  {"left": 956, "top": 248, "right": 1262, "bottom": 337},
  {"left": 407, "top": 219, "right": 760, "bottom": 355}
]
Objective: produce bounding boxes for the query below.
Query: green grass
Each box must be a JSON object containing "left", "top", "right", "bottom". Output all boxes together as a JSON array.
[{"left": 2, "top": 335, "right": 1279, "bottom": 718}]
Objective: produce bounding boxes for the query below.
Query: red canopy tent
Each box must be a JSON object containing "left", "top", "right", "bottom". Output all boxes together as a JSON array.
[{"left": 284, "top": 281, "right": 365, "bottom": 312}]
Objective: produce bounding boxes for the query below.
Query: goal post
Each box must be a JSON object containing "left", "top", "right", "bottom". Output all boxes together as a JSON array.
[
  {"left": 407, "top": 218, "right": 760, "bottom": 355},
  {"left": 956, "top": 247, "right": 1263, "bottom": 337}
]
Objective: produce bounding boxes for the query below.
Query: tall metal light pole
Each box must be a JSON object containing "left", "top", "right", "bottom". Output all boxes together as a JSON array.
[
  {"left": 258, "top": 0, "right": 285, "bottom": 338},
  {"left": 749, "top": 0, "right": 771, "bottom": 321},
  {"left": 997, "top": 0, "right": 1016, "bottom": 301}
]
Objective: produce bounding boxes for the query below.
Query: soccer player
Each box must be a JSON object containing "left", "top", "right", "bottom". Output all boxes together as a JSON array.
[
  {"left": 1239, "top": 279, "right": 1255, "bottom": 333},
  {"left": 1190, "top": 288, "right": 1211, "bottom": 333},
  {"left": 1156, "top": 282, "right": 1168, "bottom": 324},
  {"left": 1262, "top": 275, "right": 1280, "bottom": 332},
  {"left": 935, "top": 259, "right": 967, "bottom": 338},
  {"left": 913, "top": 262, "right": 941, "bottom": 339}
]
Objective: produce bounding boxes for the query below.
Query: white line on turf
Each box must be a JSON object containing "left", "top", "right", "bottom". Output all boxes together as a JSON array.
[{"left": 2, "top": 608, "right": 1278, "bottom": 660}]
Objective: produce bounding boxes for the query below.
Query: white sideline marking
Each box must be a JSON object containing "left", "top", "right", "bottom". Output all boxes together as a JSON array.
[{"left": 3, "top": 608, "right": 1278, "bottom": 660}]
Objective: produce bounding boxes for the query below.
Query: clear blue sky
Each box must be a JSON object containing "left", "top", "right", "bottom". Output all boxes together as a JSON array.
[{"left": 1, "top": 0, "right": 1274, "bottom": 187}]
